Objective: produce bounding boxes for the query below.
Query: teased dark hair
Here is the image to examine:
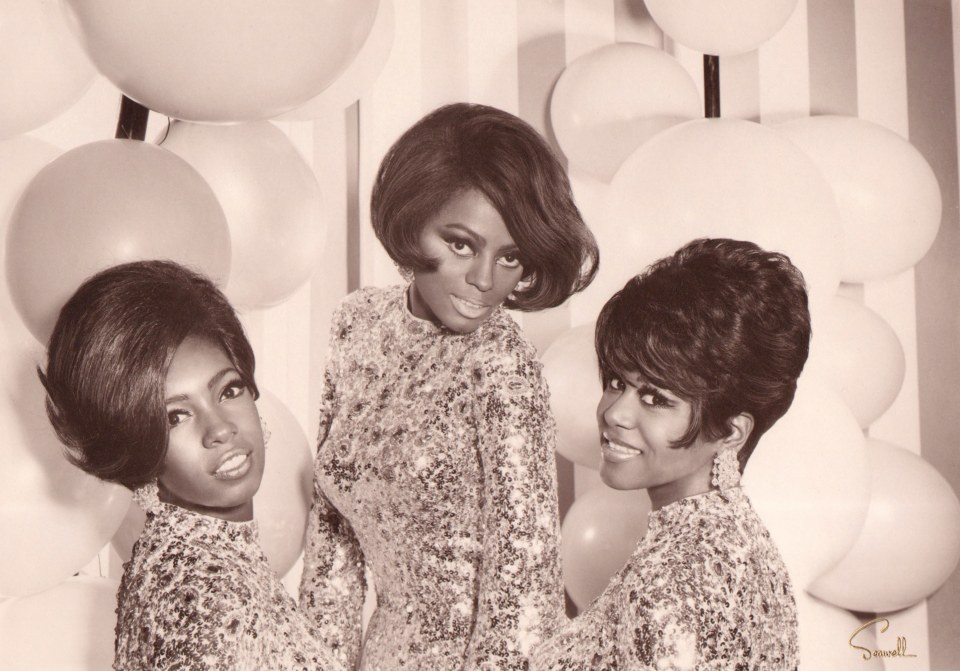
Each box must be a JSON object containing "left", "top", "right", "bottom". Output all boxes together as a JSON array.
[
  {"left": 595, "top": 238, "right": 811, "bottom": 470},
  {"left": 371, "top": 102, "right": 598, "bottom": 310},
  {"left": 38, "top": 260, "right": 257, "bottom": 489}
]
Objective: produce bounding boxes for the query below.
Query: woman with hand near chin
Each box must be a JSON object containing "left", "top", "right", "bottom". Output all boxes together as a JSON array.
[
  {"left": 532, "top": 238, "right": 809, "bottom": 671},
  {"left": 298, "top": 102, "right": 599, "bottom": 671}
]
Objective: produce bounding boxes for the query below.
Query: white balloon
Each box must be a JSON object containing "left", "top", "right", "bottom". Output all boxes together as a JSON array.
[
  {"left": 743, "top": 374, "right": 870, "bottom": 589},
  {"left": 62, "top": 0, "right": 379, "bottom": 122},
  {"left": 550, "top": 42, "right": 701, "bottom": 182},
  {"left": 598, "top": 118, "right": 843, "bottom": 321},
  {"left": 159, "top": 121, "right": 325, "bottom": 309},
  {"left": 807, "top": 296, "right": 905, "bottom": 428},
  {"left": 778, "top": 115, "right": 941, "bottom": 282},
  {"left": 644, "top": 0, "right": 799, "bottom": 56},
  {"left": 540, "top": 324, "right": 602, "bottom": 469}
]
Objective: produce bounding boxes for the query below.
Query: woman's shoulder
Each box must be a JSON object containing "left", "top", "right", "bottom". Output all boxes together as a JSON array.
[
  {"left": 472, "top": 310, "right": 539, "bottom": 361},
  {"left": 333, "top": 285, "right": 403, "bottom": 324}
]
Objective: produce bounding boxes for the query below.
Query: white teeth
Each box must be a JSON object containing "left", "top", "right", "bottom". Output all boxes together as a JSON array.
[
  {"left": 216, "top": 453, "right": 247, "bottom": 474},
  {"left": 604, "top": 439, "right": 640, "bottom": 455}
]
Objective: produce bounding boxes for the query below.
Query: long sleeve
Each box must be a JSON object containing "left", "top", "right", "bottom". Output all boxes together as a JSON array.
[
  {"left": 463, "top": 335, "right": 565, "bottom": 670},
  {"left": 299, "top": 306, "right": 367, "bottom": 669}
]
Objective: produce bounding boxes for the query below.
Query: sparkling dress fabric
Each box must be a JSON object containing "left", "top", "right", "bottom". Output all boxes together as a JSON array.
[
  {"left": 298, "top": 285, "right": 565, "bottom": 670},
  {"left": 531, "top": 489, "right": 799, "bottom": 671},
  {"left": 114, "top": 501, "right": 341, "bottom": 671}
]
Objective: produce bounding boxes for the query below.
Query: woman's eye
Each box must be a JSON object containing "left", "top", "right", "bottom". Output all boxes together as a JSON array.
[
  {"left": 221, "top": 381, "right": 246, "bottom": 401},
  {"left": 167, "top": 409, "right": 189, "bottom": 427},
  {"left": 605, "top": 377, "right": 624, "bottom": 392},
  {"left": 640, "top": 390, "right": 670, "bottom": 407},
  {"left": 497, "top": 254, "right": 521, "bottom": 269},
  {"left": 447, "top": 239, "right": 473, "bottom": 257}
]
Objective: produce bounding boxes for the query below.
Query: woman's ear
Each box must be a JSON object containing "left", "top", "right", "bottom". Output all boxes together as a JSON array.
[{"left": 721, "top": 413, "right": 754, "bottom": 454}]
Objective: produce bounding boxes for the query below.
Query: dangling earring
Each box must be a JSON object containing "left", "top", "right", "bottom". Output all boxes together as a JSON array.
[
  {"left": 260, "top": 415, "right": 271, "bottom": 448},
  {"left": 132, "top": 480, "right": 161, "bottom": 514},
  {"left": 711, "top": 447, "right": 740, "bottom": 499}
]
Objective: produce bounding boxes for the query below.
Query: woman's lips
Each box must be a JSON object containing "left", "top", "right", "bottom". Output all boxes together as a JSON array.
[
  {"left": 450, "top": 294, "right": 489, "bottom": 320},
  {"left": 214, "top": 451, "right": 252, "bottom": 479}
]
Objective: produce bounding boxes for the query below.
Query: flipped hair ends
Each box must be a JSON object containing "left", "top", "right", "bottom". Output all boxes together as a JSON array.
[
  {"left": 38, "top": 260, "right": 257, "bottom": 490},
  {"left": 595, "top": 238, "right": 812, "bottom": 470},
  {"left": 370, "top": 102, "right": 598, "bottom": 311}
]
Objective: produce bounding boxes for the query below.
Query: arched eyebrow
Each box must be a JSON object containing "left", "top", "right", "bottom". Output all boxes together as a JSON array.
[{"left": 164, "top": 367, "right": 237, "bottom": 404}]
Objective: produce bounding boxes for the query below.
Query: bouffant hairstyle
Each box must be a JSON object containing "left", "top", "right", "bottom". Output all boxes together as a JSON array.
[
  {"left": 370, "top": 102, "right": 598, "bottom": 310},
  {"left": 595, "top": 238, "right": 811, "bottom": 471},
  {"left": 38, "top": 260, "right": 258, "bottom": 489}
]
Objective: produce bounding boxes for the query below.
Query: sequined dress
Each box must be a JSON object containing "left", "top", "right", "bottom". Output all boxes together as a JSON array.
[
  {"left": 114, "top": 501, "right": 341, "bottom": 671},
  {"left": 299, "top": 285, "right": 564, "bottom": 670},
  {"left": 531, "top": 489, "right": 799, "bottom": 671}
]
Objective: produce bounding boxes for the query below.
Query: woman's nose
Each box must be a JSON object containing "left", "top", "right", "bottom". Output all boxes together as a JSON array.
[
  {"left": 599, "top": 393, "right": 635, "bottom": 429},
  {"left": 202, "top": 409, "right": 237, "bottom": 447},
  {"left": 466, "top": 258, "right": 494, "bottom": 291}
]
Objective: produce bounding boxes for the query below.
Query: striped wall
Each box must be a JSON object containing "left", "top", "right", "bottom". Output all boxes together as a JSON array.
[{"left": 18, "top": 0, "right": 959, "bottom": 667}]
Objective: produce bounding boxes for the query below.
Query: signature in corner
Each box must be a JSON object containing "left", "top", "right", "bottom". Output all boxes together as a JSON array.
[{"left": 849, "top": 617, "right": 918, "bottom": 661}]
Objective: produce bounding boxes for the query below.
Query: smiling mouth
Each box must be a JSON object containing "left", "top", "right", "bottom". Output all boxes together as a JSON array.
[
  {"left": 601, "top": 435, "right": 644, "bottom": 463},
  {"left": 214, "top": 451, "right": 251, "bottom": 480},
  {"left": 450, "top": 294, "right": 489, "bottom": 320}
]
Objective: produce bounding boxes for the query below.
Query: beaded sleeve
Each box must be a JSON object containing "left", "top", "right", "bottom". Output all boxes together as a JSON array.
[
  {"left": 463, "top": 330, "right": 565, "bottom": 669},
  {"left": 298, "top": 306, "right": 367, "bottom": 669}
]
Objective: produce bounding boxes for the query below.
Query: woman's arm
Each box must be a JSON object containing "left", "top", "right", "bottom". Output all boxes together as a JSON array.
[
  {"left": 297, "top": 304, "right": 367, "bottom": 669},
  {"left": 464, "top": 332, "right": 565, "bottom": 670}
]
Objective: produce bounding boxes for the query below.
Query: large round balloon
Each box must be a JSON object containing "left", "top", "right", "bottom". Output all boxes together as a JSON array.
[
  {"left": 778, "top": 115, "right": 941, "bottom": 282},
  {"left": 550, "top": 42, "right": 701, "bottom": 182},
  {"left": 109, "top": 389, "right": 313, "bottom": 578},
  {"left": 159, "top": 120, "right": 324, "bottom": 309},
  {"left": 277, "top": 0, "right": 395, "bottom": 120},
  {"left": 62, "top": 0, "right": 379, "bottom": 122},
  {"left": 742, "top": 374, "right": 870, "bottom": 589},
  {"left": 252, "top": 389, "right": 314, "bottom": 577},
  {"left": 561, "top": 485, "right": 651, "bottom": 610},
  {"left": 590, "top": 118, "right": 844, "bottom": 322},
  {"left": 0, "top": 348, "right": 131, "bottom": 597},
  {"left": 807, "top": 296, "right": 905, "bottom": 428},
  {"left": 0, "top": 0, "right": 96, "bottom": 139},
  {"left": 807, "top": 439, "right": 960, "bottom": 613},
  {"left": 5, "top": 139, "right": 230, "bottom": 344},
  {"left": 644, "top": 0, "right": 799, "bottom": 56},
  {"left": 540, "top": 324, "right": 602, "bottom": 469},
  {"left": 0, "top": 575, "right": 117, "bottom": 670}
]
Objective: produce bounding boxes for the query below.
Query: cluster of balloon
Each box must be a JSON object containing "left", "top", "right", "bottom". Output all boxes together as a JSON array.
[
  {"left": 0, "top": 0, "right": 96, "bottom": 139},
  {"left": 545, "top": 6, "right": 960, "bottom": 664},
  {"left": 159, "top": 120, "right": 325, "bottom": 309},
  {"left": 60, "top": 0, "right": 380, "bottom": 122},
  {"left": 0, "top": 576, "right": 118, "bottom": 670},
  {"left": 109, "top": 388, "right": 313, "bottom": 579}
]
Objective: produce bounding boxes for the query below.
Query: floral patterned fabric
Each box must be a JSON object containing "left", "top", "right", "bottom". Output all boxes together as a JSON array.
[
  {"left": 298, "top": 285, "right": 564, "bottom": 670},
  {"left": 114, "top": 501, "right": 341, "bottom": 671},
  {"left": 531, "top": 488, "right": 799, "bottom": 671}
]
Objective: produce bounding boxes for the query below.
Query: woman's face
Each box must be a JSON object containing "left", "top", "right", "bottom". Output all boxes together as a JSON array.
[
  {"left": 158, "top": 335, "right": 265, "bottom": 521},
  {"left": 409, "top": 189, "right": 525, "bottom": 333},
  {"left": 596, "top": 369, "right": 718, "bottom": 510}
]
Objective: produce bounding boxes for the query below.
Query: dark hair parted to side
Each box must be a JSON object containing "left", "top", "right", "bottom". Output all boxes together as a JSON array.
[
  {"left": 38, "top": 260, "right": 258, "bottom": 490},
  {"left": 371, "top": 102, "right": 599, "bottom": 311},
  {"left": 595, "top": 238, "right": 811, "bottom": 471}
]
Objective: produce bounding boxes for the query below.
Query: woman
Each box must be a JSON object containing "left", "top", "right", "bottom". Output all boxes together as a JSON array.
[
  {"left": 40, "top": 260, "right": 341, "bottom": 671},
  {"left": 532, "top": 238, "right": 807, "bottom": 670},
  {"left": 298, "top": 102, "right": 599, "bottom": 670}
]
